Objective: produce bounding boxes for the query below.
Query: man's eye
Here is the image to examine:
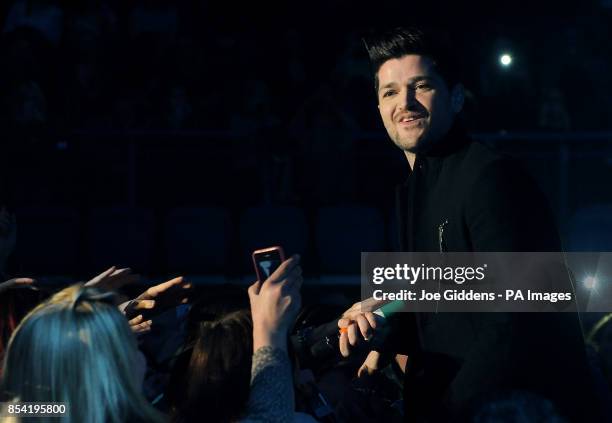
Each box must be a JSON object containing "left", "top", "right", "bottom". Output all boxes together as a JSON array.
[
  {"left": 382, "top": 90, "right": 395, "bottom": 98},
  {"left": 416, "top": 84, "right": 432, "bottom": 91}
]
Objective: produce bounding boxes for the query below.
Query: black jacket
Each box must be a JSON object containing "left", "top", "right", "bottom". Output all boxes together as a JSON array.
[{"left": 392, "top": 127, "right": 600, "bottom": 422}]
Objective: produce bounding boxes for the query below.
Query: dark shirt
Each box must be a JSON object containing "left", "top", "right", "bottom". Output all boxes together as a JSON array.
[{"left": 392, "top": 126, "right": 600, "bottom": 422}]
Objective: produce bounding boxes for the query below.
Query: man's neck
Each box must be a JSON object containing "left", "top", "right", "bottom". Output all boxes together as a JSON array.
[{"left": 404, "top": 151, "right": 416, "bottom": 170}]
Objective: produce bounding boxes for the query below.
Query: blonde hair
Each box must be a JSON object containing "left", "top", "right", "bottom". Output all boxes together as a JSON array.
[{"left": 1, "top": 284, "right": 165, "bottom": 423}]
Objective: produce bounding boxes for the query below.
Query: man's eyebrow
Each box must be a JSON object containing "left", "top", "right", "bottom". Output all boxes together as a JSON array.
[
  {"left": 379, "top": 82, "right": 397, "bottom": 92},
  {"left": 408, "top": 76, "right": 433, "bottom": 84},
  {"left": 378, "top": 76, "right": 434, "bottom": 92}
]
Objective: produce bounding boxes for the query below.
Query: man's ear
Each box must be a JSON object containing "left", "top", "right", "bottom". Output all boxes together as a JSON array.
[{"left": 450, "top": 84, "right": 465, "bottom": 113}]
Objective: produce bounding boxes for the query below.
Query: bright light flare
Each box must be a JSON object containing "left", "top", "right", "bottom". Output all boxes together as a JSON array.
[
  {"left": 583, "top": 276, "right": 598, "bottom": 290},
  {"left": 499, "top": 54, "right": 512, "bottom": 67}
]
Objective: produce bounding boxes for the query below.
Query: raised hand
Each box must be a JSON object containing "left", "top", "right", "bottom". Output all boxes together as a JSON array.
[
  {"left": 122, "top": 276, "right": 192, "bottom": 321},
  {"left": 0, "top": 277, "right": 35, "bottom": 294},
  {"left": 249, "top": 255, "right": 303, "bottom": 352},
  {"left": 85, "top": 266, "right": 140, "bottom": 292}
]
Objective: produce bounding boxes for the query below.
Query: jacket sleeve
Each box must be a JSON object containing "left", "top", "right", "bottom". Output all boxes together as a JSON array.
[
  {"left": 464, "top": 158, "right": 562, "bottom": 252},
  {"left": 241, "top": 346, "right": 294, "bottom": 423}
]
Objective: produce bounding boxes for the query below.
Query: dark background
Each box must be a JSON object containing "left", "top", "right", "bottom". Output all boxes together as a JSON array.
[{"left": 0, "top": 0, "right": 611, "bottom": 282}]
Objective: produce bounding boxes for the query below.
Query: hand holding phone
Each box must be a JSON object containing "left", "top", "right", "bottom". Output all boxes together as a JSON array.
[
  {"left": 252, "top": 246, "right": 286, "bottom": 282},
  {"left": 249, "top": 247, "right": 303, "bottom": 351}
]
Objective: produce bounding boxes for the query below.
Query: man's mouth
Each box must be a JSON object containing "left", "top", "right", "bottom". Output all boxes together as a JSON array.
[{"left": 397, "top": 115, "right": 425, "bottom": 126}]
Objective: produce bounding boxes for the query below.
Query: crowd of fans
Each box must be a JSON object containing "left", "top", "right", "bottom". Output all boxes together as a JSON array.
[{"left": 1, "top": 205, "right": 612, "bottom": 422}]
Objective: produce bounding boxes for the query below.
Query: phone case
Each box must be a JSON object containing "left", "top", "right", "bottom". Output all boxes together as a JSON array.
[{"left": 252, "top": 246, "right": 285, "bottom": 282}]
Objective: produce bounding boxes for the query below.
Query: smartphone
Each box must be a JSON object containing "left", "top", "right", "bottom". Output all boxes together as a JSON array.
[{"left": 252, "top": 246, "right": 285, "bottom": 282}]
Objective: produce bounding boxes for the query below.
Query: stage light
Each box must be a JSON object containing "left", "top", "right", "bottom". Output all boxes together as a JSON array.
[
  {"left": 499, "top": 53, "right": 512, "bottom": 67},
  {"left": 583, "top": 276, "right": 598, "bottom": 290}
]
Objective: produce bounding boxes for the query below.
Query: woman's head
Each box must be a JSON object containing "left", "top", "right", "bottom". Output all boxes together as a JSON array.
[
  {"left": 169, "top": 309, "right": 253, "bottom": 423},
  {"left": 1, "top": 283, "right": 163, "bottom": 423}
]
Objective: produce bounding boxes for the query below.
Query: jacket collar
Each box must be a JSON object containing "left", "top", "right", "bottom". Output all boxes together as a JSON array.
[
  {"left": 408, "top": 123, "right": 471, "bottom": 176},
  {"left": 419, "top": 123, "right": 470, "bottom": 159}
]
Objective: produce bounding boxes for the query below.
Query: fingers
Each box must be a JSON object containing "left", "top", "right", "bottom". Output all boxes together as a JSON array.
[
  {"left": 129, "top": 315, "right": 152, "bottom": 334},
  {"left": 101, "top": 266, "right": 117, "bottom": 276},
  {"left": 358, "top": 351, "right": 381, "bottom": 377},
  {"left": 129, "top": 314, "right": 143, "bottom": 325},
  {"left": 85, "top": 266, "right": 116, "bottom": 286},
  {"left": 357, "top": 363, "right": 368, "bottom": 378},
  {"left": 338, "top": 314, "right": 376, "bottom": 357},
  {"left": 139, "top": 276, "right": 185, "bottom": 299},
  {"left": 338, "top": 317, "right": 351, "bottom": 329},
  {"left": 248, "top": 280, "right": 262, "bottom": 298},
  {"left": 355, "top": 314, "right": 374, "bottom": 341},
  {"left": 347, "top": 322, "right": 359, "bottom": 346},
  {"left": 339, "top": 330, "right": 350, "bottom": 357},
  {"left": 280, "top": 270, "right": 303, "bottom": 295},
  {"left": 118, "top": 300, "right": 131, "bottom": 313},
  {"left": 111, "top": 267, "right": 130, "bottom": 276},
  {"left": 364, "top": 312, "right": 378, "bottom": 330},
  {"left": 339, "top": 315, "right": 375, "bottom": 340},
  {"left": 342, "top": 298, "right": 388, "bottom": 320},
  {"left": 266, "top": 254, "right": 300, "bottom": 284},
  {"left": 255, "top": 254, "right": 303, "bottom": 297},
  {"left": 123, "top": 299, "right": 149, "bottom": 320},
  {"left": 133, "top": 300, "right": 155, "bottom": 310},
  {"left": 360, "top": 297, "right": 389, "bottom": 312},
  {"left": 338, "top": 320, "right": 360, "bottom": 357},
  {"left": 12, "top": 277, "right": 35, "bottom": 285}
]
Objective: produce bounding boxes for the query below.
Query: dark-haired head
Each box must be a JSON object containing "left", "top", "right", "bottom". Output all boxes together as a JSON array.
[
  {"left": 363, "top": 27, "right": 465, "bottom": 156},
  {"left": 364, "top": 27, "right": 462, "bottom": 93},
  {"left": 168, "top": 309, "right": 253, "bottom": 423}
]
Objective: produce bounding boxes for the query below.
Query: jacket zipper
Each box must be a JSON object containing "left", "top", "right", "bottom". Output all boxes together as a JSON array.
[{"left": 438, "top": 219, "right": 449, "bottom": 252}]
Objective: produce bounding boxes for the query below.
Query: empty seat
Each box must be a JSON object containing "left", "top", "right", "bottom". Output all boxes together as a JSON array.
[
  {"left": 86, "top": 207, "right": 155, "bottom": 274},
  {"left": 566, "top": 205, "right": 612, "bottom": 252},
  {"left": 164, "top": 207, "right": 232, "bottom": 275},
  {"left": 15, "top": 207, "right": 79, "bottom": 276},
  {"left": 315, "top": 206, "right": 386, "bottom": 274}
]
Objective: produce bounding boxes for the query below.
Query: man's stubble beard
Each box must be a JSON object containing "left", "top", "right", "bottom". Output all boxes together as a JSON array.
[{"left": 392, "top": 131, "right": 427, "bottom": 154}]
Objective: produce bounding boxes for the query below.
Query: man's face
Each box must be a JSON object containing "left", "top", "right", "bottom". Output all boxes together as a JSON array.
[{"left": 377, "top": 54, "right": 461, "bottom": 154}]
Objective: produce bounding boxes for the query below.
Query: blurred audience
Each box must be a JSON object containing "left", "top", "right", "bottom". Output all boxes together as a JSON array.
[{"left": 4, "top": 0, "right": 64, "bottom": 46}]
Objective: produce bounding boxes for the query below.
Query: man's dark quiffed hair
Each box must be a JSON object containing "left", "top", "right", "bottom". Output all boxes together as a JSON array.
[{"left": 363, "top": 27, "right": 463, "bottom": 93}]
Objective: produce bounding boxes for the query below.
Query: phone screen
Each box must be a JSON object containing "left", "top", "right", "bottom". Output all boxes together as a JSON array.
[{"left": 253, "top": 247, "right": 284, "bottom": 281}]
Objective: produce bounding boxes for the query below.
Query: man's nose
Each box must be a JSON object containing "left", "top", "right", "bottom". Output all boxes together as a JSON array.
[{"left": 400, "top": 88, "right": 418, "bottom": 110}]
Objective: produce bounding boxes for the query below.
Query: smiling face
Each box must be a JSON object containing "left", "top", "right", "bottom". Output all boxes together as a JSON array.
[{"left": 377, "top": 54, "right": 462, "bottom": 155}]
